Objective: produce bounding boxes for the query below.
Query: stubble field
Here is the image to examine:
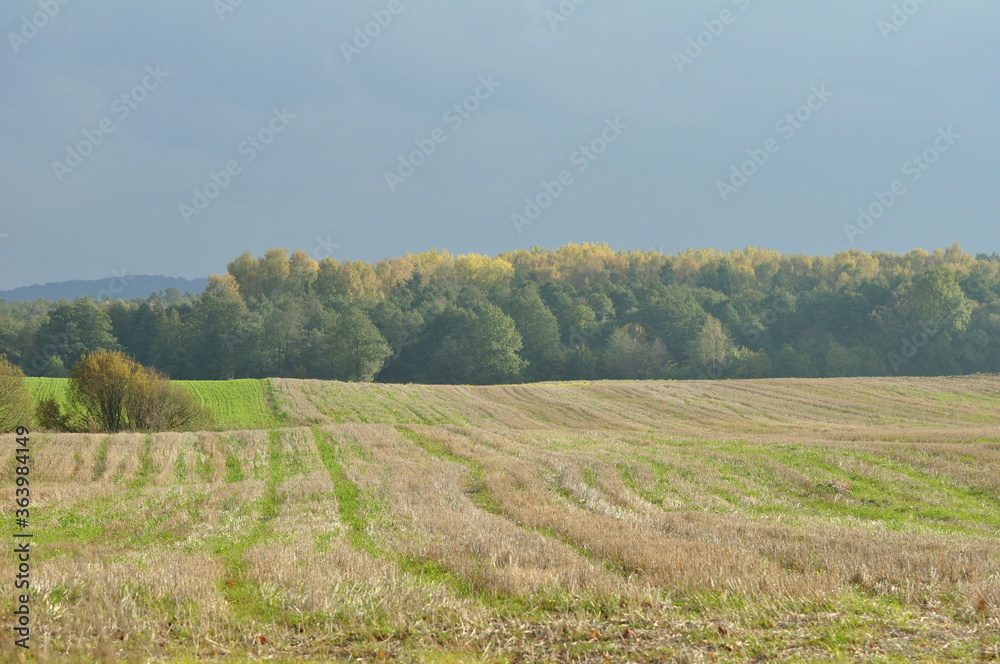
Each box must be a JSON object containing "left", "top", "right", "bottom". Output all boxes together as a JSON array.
[{"left": 3, "top": 375, "right": 999, "bottom": 662}]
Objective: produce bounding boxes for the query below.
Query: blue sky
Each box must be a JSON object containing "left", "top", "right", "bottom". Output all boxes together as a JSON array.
[{"left": 2, "top": 0, "right": 997, "bottom": 289}]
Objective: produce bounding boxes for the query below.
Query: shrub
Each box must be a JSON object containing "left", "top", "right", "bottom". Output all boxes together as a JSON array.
[
  {"left": 0, "top": 356, "right": 32, "bottom": 430},
  {"left": 128, "top": 368, "right": 211, "bottom": 431},
  {"left": 40, "top": 350, "right": 212, "bottom": 433}
]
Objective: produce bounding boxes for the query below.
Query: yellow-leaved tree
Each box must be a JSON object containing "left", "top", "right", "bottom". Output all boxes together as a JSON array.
[{"left": 36, "top": 350, "right": 211, "bottom": 433}]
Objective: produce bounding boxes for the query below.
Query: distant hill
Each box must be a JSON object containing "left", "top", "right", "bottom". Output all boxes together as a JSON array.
[{"left": 0, "top": 275, "right": 208, "bottom": 302}]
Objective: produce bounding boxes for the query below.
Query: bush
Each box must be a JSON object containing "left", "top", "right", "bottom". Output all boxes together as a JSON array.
[
  {"left": 128, "top": 368, "right": 211, "bottom": 431},
  {"left": 40, "top": 350, "right": 212, "bottom": 433},
  {"left": 35, "top": 397, "right": 82, "bottom": 432},
  {"left": 0, "top": 356, "right": 33, "bottom": 430}
]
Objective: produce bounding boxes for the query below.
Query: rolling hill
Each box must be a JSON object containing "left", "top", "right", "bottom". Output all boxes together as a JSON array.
[
  {"left": 0, "top": 275, "right": 207, "bottom": 302},
  {"left": 5, "top": 375, "right": 998, "bottom": 662}
]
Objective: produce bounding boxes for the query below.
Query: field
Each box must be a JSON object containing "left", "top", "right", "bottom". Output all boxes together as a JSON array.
[
  {"left": 180, "top": 380, "right": 287, "bottom": 430},
  {"left": 24, "top": 377, "right": 68, "bottom": 408},
  {"left": 24, "top": 377, "right": 286, "bottom": 431},
  {"left": 2, "top": 376, "right": 999, "bottom": 662}
]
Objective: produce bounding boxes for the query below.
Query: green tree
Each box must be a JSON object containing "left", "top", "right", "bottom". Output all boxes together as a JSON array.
[
  {"left": 910, "top": 267, "right": 975, "bottom": 332},
  {"left": 959, "top": 304, "right": 1000, "bottom": 373},
  {"left": 305, "top": 308, "right": 392, "bottom": 381},
  {"left": 0, "top": 356, "right": 32, "bottom": 430},
  {"left": 771, "top": 344, "right": 819, "bottom": 378},
  {"left": 465, "top": 303, "right": 527, "bottom": 384},
  {"left": 697, "top": 259, "right": 736, "bottom": 295},
  {"left": 824, "top": 342, "right": 883, "bottom": 377},
  {"left": 413, "top": 303, "right": 526, "bottom": 384},
  {"left": 875, "top": 268, "right": 973, "bottom": 338},
  {"left": 255, "top": 294, "right": 309, "bottom": 376},
  {"left": 797, "top": 289, "right": 878, "bottom": 349},
  {"left": 603, "top": 324, "right": 670, "bottom": 379},
  {"left": 150, "top": 308, "right": 185, "bottom": 377},
  {"left": 334, "top": 308, "right": 392, "bottom": 381},
  {"left": 188, "top": 281, "right": 254, "bottom": 379},
  {"left": 29, "top": 299, "right": 119, "bottom": 375},
  {"left": 636, "top": 284, "right": 707, "bottom": 363},
  {"left": 126, "top": 302, "right": 163, "bottom": 367},
  {"left": 874, "top": 268, "right": 973, "bottom": 375},
  {"left": 692, "top": 315, "right": 732, "bottom": 379},
  {"left": 565, "top": 345, "right": 598, "bottom": 380},
  {"left": 367, "top": 299, "right": 424, "bottom": 381},
  {"left": 0, "top": 316, "right": 24, "bottom": 366},
  {"left": 728, "top": 347, "right": 773, "bottom": 378},
  {"left": 501, "top": 286, "right": 564, "bottom": 381},
  {"left": 40, "top": 356, "right": 68, "bottom": 378}
]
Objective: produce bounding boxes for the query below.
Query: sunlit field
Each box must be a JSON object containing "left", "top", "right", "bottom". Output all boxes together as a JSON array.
[
  {"left": 24, "top": 377, "right": 286, "bottom": 431},
  {"left": 3, "top": 376, "right": 999, "bottom": 662}
]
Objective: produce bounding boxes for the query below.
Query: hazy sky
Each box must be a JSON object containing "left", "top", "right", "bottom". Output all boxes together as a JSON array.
[{"left": 2, "top": 0, "right": 997, "bottom": 290}]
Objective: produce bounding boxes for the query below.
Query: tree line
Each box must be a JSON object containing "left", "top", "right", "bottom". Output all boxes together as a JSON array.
[{"left": 1, "top": 243, "right": 999, "bottom": 384}]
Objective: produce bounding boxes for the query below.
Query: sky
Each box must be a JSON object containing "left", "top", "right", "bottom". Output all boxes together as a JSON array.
[{"left": 2, "top": 0, "right": 998, "bottom": 290}]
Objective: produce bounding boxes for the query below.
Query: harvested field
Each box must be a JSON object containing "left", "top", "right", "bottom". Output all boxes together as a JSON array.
[{"left": 2, "top": 376, "right": 999, "bottom": 662}]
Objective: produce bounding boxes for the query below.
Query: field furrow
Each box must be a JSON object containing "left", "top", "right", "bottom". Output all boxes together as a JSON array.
[{"left": 3, "top": 376, "right": 999, "bottom": 662}]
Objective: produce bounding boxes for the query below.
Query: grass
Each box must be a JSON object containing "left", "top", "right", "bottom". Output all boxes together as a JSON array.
[
  {"left": 210, "top": 431, "right": 290, "bottom": 626},
  {"left": 312, "top": 426, "right": 374, "bottom": 555},
  {"left": 24, "top": 375, "right": 67, "bottom": 405},
  {"left": 25, "top": 377, "right": 288, "bottom": 430},
  {"left": 2, "top": 375, "right": 998, "bottom": 662},
  {"left": 179, "top": 379, "right": 287, "bottom": 429}
]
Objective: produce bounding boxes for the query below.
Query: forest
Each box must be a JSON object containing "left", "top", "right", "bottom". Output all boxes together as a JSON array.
[{"left": 1, "top": 243, "right": 999, "bottom": 384}]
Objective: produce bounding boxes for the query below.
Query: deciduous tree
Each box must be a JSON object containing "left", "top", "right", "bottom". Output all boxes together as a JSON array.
[
  {"left": 44, "top": 350, "right": 211, "bottom": 433},
  {"left": 30, "top": 299, "right": 119, "bottom": 375},
  {"left": 0, "top": 356, "right": 32, "bottom": 430},
  {"left": 693, "top": 315, "right": 732, "bottom": 379},
  {"left": 604, "top": 324, "right": 670, "bottom": 379}
]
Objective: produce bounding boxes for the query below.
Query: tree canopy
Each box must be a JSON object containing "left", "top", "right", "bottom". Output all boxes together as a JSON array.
[
  {"left": 2, "top": 243, "right": 999, "bottom": 384},
  {"left": 0, "top": 356, "right": 32, "bottom": 429}
]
